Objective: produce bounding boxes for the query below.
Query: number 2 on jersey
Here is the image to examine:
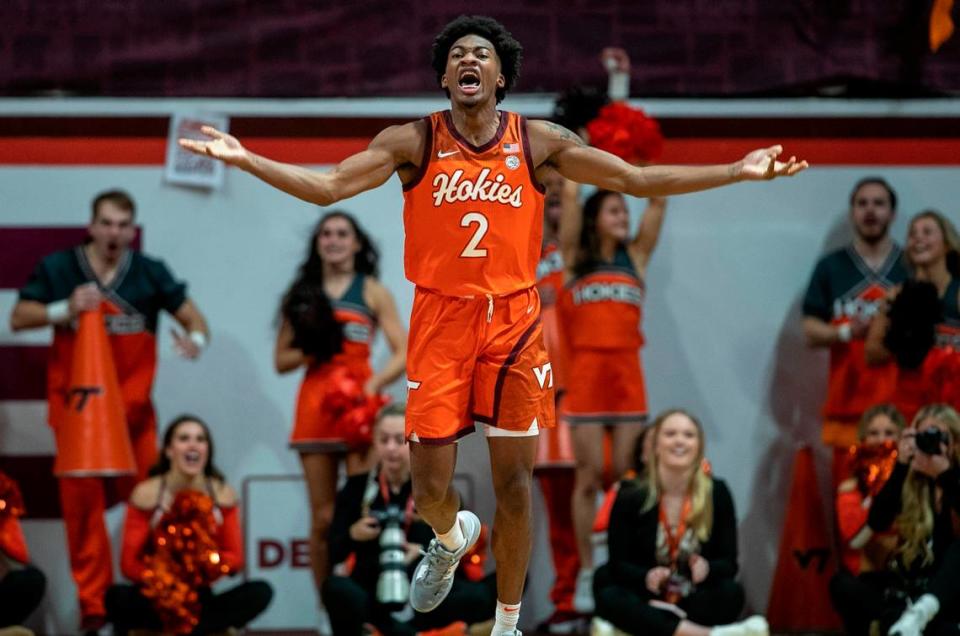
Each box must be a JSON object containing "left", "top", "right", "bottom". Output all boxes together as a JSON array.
[{"left": 459, "top": 212, "right": 489, "bottom": 258}]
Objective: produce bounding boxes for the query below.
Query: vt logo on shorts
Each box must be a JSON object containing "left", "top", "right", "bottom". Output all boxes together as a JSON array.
[{"left": 532, "top": 363, "right": 553, "bottom": 389}]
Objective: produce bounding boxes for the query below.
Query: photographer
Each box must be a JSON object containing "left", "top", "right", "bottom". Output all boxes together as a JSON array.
[
  {"left": 322, "top": 404, "right": 496, "bottom": 635},
  {"left": 862, "top": 404, "right": 960, "bottom": 636},
  {"left": 593, "top": 410, "right": 768, "bottom": 636}
]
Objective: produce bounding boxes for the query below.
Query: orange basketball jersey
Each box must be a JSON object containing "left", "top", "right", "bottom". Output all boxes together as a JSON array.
[{"left": 403, "top": 110, "right": 545, "bottom": 296}]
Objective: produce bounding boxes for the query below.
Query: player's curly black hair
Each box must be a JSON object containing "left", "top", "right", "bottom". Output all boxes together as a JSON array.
[{"left": 431, "top": 15, "right": 522, "bottom": 104}]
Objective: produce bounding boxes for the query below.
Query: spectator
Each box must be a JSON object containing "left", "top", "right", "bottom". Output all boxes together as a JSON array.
[
  {"left": 802, "top": 177, "right": 908, "bottom": 484},
  {"left": 275, "top": 210, "right": 407, "bottom": 602},
  {"left": 862, "top": 404, "right": 960, "bottom": 636},
  {"left": 593, "top": 409, "right": 768, "bottom": 636},
  {"left": 0, "top": 471, "right": 45, "bottom": 633},
  {"left": 829, "top": 404, "right": 904, "bottom": 636},
  {"left": 322, "top": 403, "right": 496, "bottom": 635},
  {"left": 105, "top": 415, "right": 272, "bottom": 635},
  {"left": 8, "top": 189, "right": 209, "bottom": 630}
]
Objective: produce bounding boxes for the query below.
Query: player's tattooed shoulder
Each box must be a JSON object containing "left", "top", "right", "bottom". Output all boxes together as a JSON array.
[{"left": 544, "top": 121, "right": 586, "bottom": 146}]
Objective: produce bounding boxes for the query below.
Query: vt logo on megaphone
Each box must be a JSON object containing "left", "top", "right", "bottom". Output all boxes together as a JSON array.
[
  {"left": 53, "top": 306, "right": 137, "bottom": 478},
  {"left": 66, "top": 386, "right": 104, "bottom": 412}
]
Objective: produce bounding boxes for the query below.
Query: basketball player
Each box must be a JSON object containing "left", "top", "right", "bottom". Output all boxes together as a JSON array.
[{"left": 180, "top": 15, "right": 806, "bottom": 635}]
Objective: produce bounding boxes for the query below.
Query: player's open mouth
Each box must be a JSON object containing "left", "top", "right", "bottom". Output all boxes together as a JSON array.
[
  {"left": 184, "top": 450, "right": 202, "bottom": 465},
  {"left": 458, "top": 70, "right": 481, "bottom": 95}
]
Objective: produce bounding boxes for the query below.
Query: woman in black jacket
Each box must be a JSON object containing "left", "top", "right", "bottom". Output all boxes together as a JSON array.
[
  {"left": 593, "top": 409, "right": 768, "bottom": 636},
  {"left": 865, "top": 404, "right": 960, "bottom": 636}
]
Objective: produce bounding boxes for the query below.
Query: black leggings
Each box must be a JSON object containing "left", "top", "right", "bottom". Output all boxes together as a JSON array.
[
  {"left": 0, "top": 566, "right": 46, "bottom": 627},
  {"left": 593, "top": 564, "right": 744, "bottom": 636},
  {"left": 322, "top": 573, "right": 497, "bottom": 636},
  {"left": 105, "top": 580, "right": 273, "bottom": 636}
]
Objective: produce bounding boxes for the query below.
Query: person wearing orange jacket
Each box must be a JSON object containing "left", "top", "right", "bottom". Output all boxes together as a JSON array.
[
  {"left": 0, "top": 470, "right": 46, "bottom": 630},
  {"left": 105, "top": 415, "right": 272, "bottom": 636},
  {"left": 9, "top": 190, "right": 209, "bottom": 630}
]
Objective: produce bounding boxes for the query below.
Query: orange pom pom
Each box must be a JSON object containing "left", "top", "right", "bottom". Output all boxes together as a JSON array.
[
  {"left": 0, "top": 471, "right": 25, "bottom": 518},
  {"left": 140, "top": 490, "right": 226, "bottom": 633}
]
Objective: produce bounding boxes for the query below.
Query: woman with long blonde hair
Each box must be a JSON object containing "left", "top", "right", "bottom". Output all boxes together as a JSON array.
[
  {"left": 866, "top": 404, "right": 960, "bottom": 636},
  {"left": 592, "top": 409, "right": 768, "bottom": 636}
]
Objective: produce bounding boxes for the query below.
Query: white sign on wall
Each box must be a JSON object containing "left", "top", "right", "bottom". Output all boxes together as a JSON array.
[{"left": 243, "top": 474, "right": 321, "bottom": 630}]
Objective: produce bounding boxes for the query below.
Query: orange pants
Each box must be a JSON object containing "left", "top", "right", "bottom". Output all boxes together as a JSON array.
[
  {"left": 58, "top": 415, "right": 156, "bottom": 620},
  {"left": 537, "top": 468, "right": 580, "bottom": 614}
]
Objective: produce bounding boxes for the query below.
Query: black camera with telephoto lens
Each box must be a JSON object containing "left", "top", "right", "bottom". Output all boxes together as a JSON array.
[
  {"left": 915, "top": 427, "right": 949, "bottom": 456},
  {"left": 372, "top": 504, "right": 409, "bottom": 608}
]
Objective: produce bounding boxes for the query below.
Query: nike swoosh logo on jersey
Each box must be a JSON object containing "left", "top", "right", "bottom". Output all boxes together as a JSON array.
[{"left": 437, "top": 149, "right": 460, "bottom": 158}]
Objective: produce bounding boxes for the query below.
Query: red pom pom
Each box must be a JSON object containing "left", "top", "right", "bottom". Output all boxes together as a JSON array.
[
  {"left": 322, "top": 365, "right": 389, "bottom": 449},
  {"left": 140, "top": 490, "right": 225, "bottom": 634},
  {"left": 849, "top": 440, "right": 898, "bottom": 497},
  {"left": 0, "top": 471, "right": 25, "bottom": 518},
  {"left": 586, "top": 102, "right": 664, "bottom": 164}
]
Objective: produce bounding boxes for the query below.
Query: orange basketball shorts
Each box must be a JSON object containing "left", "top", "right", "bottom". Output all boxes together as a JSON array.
[
  {"left": 562, "top": 347, "right": 647, "bottom": 425},
  {"left": 405, "top": 286, "right": 556, "bottom": 445}
]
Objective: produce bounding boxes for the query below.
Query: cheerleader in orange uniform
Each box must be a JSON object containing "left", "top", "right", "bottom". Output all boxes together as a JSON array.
[
  {"left": 275, "top": 211, "right": 407, "bottom": 599},
  {"left": 106, "top": 415, "right": 272, "bottom": 635},
  {"left": 533, "top": 170, "right": 583, "bottom": 631},
  {"left": 557, "top": 188, "right": 666, "bottom": 612}
]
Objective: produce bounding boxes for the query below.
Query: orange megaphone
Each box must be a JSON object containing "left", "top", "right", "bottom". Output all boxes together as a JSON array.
[{"left": 53, "top": 306, "right": 136, "bottom": 477}]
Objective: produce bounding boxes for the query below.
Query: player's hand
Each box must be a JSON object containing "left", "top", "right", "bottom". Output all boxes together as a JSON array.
[
  {"left": 645, "top": 566, "right": 671, "bottom": 594},
  {"left": 689, "top": 554, "right": 710, "bottom": 584},
  {"left": 735, "top": 145, "right": 808, "bottom": 180},
  {"left": 69, "top": 282, "right": 103, "bottom": 316},
  {"left": 171, "top": 328, "right": 202, "bottom": 360},
  {"left": 178, "top": 126, "right": 250, "bottom": 168},
  {"left": 349, "top": 516, "right": 381, "bottom": 542}
]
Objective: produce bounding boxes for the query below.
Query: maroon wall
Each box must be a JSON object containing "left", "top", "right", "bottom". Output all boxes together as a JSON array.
[{"left": 2, "top": 0, "right": 958, "bottom": 97}]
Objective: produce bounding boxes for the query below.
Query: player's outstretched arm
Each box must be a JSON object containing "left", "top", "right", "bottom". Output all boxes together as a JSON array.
[
  {"left": 529, "top": 120, "right": 808, "bottom": 198},
  {"left": 178, "top": 123, "right": 421, "bottom": 206}
]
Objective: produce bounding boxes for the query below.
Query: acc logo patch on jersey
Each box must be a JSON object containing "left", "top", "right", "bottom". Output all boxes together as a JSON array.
[{"left": 505, "top": 155, "right": 521, "bottom": 170}]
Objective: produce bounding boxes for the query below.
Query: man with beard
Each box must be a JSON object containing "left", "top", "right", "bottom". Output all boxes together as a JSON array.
[
  {"left": 9, "top": 189, "right": 209, "bottom": 631},
  {"left": 802, "top": 177, "right": 907, "bottom": 480}
]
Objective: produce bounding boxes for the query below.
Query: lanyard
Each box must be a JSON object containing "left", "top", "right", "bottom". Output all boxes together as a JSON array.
[
  {"left": 659, "top": 495, "right": 692, "bottom": 566},
  {"left": 375, "top": 470, "right": 416, "bottom": 534}
]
